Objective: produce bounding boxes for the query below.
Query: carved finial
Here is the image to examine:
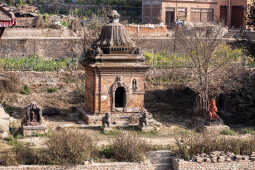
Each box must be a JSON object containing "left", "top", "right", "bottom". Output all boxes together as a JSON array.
[{"left": 108, "top": 10, "right": 120, "bottom": 23}]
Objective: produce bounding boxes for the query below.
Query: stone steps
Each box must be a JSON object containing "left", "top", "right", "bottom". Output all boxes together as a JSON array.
[{"left": 146, "top": 150, "right": 174, "bottom": 170}]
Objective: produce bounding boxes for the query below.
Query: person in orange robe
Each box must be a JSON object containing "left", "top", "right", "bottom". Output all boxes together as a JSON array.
[{"left": 209, "top": 98, "right": 220, "bottom": 121}]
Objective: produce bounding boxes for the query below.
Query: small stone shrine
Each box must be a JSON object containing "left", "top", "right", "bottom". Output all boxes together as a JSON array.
[
  {"left": 22, "top": 102, "right": 47, "bottom": 136},
  {"left": 80, "top": 10, "right": 150, "bottom": 125}
]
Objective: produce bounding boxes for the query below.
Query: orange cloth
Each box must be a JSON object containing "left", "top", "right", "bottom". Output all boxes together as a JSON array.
[{"left": 209, "top": 99, "right": 219, "bottom": 120}]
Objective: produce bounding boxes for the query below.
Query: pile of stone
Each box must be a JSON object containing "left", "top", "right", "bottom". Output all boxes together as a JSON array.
[{"left": 192, "top": 151, "right": 254, "bottom": 163}]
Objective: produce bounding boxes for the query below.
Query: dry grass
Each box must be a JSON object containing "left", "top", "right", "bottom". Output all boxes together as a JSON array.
[
  {"left": 175, "top": 132, "right": 255, "bottom": 160},
  {"left": 46, "top": 129, "right": 95, "bottom": 165},
  {"left": 108, "top": 132, "right": 150, "bottom": 162}
]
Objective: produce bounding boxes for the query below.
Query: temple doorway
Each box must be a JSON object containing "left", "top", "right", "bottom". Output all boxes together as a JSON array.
[{"left": 115, "top": 87, "right": 126, "bottom": 108}]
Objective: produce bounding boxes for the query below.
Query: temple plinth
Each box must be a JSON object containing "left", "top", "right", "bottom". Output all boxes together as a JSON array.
[{"left": 80, "top": 10, "right": 149, "bottom": 125}]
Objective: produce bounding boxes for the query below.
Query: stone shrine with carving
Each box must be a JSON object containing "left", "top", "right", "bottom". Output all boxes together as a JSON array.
[
  {"left": 22, "top": 102, "right": 47, "bottom": 136},
  {"left": 80, "top": 10, "right": 149, "bottom": 125}
]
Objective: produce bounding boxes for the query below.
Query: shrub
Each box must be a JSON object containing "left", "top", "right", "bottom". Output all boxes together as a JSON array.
[
  {"left": 109, "top": 132, "right": 149, "bottom": 162},
  {"left": 220, "top": 129, "right": 236, "bottom": 136},
  {"left": 175, "top": 133, "right": 255, "bottom": 160},
  {"left": 47, "top": 88, "right": 58, "bottom": 93},
  {"left": 46, "top": 129, "right": 95, "bottom": 165},
  {"left": 20, "top": 85, "right": 30, "bottom": 95},
  {"left": 240, "top": 128, "right": 254, "bottom": 134},
  {"left": 62, "top": 21, "right": 69, "bottom": 27}
]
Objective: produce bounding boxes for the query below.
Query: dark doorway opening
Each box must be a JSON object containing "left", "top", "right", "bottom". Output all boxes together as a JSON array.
[
  {"left": 165, "top": 10, "right": 175, "bottom": 28},
  {"left": 231, "top": 6, "right": 244, "bottom": 28},
  {"left": 220, "top": 6, "right": 228, "bottom": 25},
  {"left": 115, "top": 87, "right": 126, "bottom": 108}
]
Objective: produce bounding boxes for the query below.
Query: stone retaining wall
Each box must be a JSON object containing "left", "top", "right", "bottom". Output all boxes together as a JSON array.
[
  {"left": 0, "top": 38, "right": 83, "bottom": 58},
  {"left": 172, "top": 158, "right": 255, "bottom": 170},
  {"left": 0, "top": 162, "right": 153, "bottom": 170}
]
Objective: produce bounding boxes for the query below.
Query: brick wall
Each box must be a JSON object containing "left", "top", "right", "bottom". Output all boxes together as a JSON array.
[
  {"left": 0, "top": 162, "right": 153, "bottom": 170},
  {"left": 125, "top": 24, "right": 168, "bottom": 38},
  {"left": 0, "top": 38, "right": 83, "bottom": 58},
  {"left": 172, "top": 158, "right": 255, "bottom": 170}
]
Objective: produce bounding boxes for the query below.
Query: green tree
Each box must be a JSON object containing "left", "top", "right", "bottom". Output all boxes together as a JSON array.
[{"left": 7, "top": 0, "right": 15, "bottom": 6}]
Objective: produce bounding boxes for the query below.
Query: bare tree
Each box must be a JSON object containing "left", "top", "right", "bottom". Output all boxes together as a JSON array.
[
  {"left": 175, "top": 25, "right": 234, "bottom": 116},
  {"left": 247, "top": 0, "right": 255, "bottom": 29}
]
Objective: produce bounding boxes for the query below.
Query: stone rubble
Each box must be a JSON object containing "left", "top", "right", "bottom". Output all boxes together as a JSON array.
[
  {"left": 0, "top": 104, "right": 10, "bottom": 139},
  {"left": 192, "top": 151, "right": 255, "bottom": 163}
]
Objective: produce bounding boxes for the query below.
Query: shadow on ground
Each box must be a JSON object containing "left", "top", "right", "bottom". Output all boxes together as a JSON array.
[{"left": 144, "top": 85, "right": 206, "bottom": 128}]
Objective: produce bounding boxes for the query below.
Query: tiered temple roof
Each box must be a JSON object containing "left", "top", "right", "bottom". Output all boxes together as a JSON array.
[{"left": 81, "top": 10, "right": 147, "bottom": 69}]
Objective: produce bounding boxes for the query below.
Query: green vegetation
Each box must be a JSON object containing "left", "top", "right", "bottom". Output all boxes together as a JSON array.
[
  {"left": 240, "top": 128, "right": 254, "bottom": 135},
  {"left": 144, "top": 45, "right": 244, "bottom": 68},
  {"left": 47, "top": 88, "right": 58, "bottom": 93},
  {"left": 20, "top": 85, "right": 30, "bottom": 95},
  {"left": 102, "top": 128, "right": 121, "bottom": 136},
  {"left": 61, "top": 21, "right": 69, "bottom": 27},
  {"left": 220, "top": 129, "right": 236, "bottom": 136},
  {"left": 220, "top": 129, "right": 237, "bottom": 136},
  {"left": 0, "top": 56, "right": 79, "bottom": 71},
  {"left": 176, "top": 133, "right": 255, "bottom": 160}
]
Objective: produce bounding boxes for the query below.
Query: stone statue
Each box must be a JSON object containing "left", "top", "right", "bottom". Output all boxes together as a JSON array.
[
  {"left": 139, "top": 109, "right": 149, "bottom": 127},
  {"left": 25, "top": 102, "right": 42, "bottom": 126},
  {"left": 102, "top": 112, "right": 111, "bottom": 127}
]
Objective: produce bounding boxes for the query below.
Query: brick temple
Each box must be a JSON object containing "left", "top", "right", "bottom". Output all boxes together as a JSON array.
[{"left": 80, "top": 10, "right": 149, "bottom": 125}]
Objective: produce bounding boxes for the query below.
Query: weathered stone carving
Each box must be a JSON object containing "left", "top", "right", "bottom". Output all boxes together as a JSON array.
[
  {"left": 138, "top": 109, "right": 161, "bottom": 132},
  {"left": 139, "top": 110, "right": 149, "bottom": 127},
  {"left": 22, "top": 102, "right": 47, "bottom": 136},
  {"left": 25, "top": 102, "right": 42, "bottom": 126},
  {"left": 102, "top": 112, "right": 111, "bottom": 127}
]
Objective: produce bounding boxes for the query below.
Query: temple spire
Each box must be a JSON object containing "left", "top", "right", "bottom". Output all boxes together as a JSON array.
[{"left": 92, "top": 10, "right": 136, "bottom": 54}]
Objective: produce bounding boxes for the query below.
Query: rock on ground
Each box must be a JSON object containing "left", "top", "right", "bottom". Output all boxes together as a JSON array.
[{"left": 0, "top": 104, "right": 10, "bottom": 138}]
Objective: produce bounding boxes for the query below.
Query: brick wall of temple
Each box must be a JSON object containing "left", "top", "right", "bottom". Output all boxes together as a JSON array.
[
  {"left": 85, "top": 68, "right": 95, "bottom": 113},
  {"left": 95, "top": 74, "right": 145, "bottom": 114}
]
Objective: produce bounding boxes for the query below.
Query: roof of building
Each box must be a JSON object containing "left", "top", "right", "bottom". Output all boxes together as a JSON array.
[
  {"left": 0, "top": 5, "right": 14, "bottom": 21},
  {"left": 0, "top": 4, "right": 16, "bottom": 27}
]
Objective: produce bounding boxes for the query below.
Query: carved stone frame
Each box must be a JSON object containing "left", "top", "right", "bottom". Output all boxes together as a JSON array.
[{"left": 111, "top": 79, "right": 129, "bottom": 112}]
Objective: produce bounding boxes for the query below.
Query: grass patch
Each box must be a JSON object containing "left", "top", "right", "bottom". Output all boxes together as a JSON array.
[
  {"left": 176, "top": 129, "right": 192, "bottom": 136},
  {"left": 240, "top": 128, "right": 254, "bottom": 135},
  {"left": 47, "top": 88, "right": 58, "bottom": 93},
  {"left": 20, "top": 85, "right": 30, "bottom": 95},
  {"left": 220, "top": 129, "right": 237, "bottom": 136},
  {"left": 102, "top": 128, "right": 121, "bottom": 136},
  {"left": 136, "top": 130, "right": 159, "bottom": 137}
]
